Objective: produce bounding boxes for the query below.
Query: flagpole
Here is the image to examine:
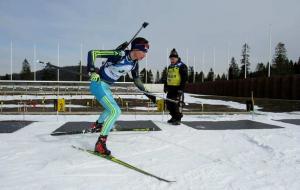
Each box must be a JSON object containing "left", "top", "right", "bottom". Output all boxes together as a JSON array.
[
  {"left": 213, "top": 47, "right": 215, "bottom": 81},
  {"left": 193, "top": 56, "right": 196, "bottom": 83},
  {"left": 57, "top": 42, "right": 60, "bottom": 81},
  {"left": 202, "top": 51, "right": 205, "bottom": 83},
  {"left": 33, "top": 44, "right": 36, "bottom": 81},
  {"left": 10, "top": 41, "right": 13, "bottom": 80},
  {"left": 268, "top": 24, "right": 272, "bottom": 77}
]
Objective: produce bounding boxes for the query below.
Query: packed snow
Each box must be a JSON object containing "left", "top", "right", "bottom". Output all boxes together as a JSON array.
[{"left": 0, "top": 112, "right": 300, "bottom": 190}]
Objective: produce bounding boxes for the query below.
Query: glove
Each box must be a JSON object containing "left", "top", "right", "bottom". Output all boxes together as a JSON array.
[
  {"left": 144, "top": 92, "right": 156, "bottom": 104},
  {"left": 90, "top": 72, "right": 100, "bottom": 82}
]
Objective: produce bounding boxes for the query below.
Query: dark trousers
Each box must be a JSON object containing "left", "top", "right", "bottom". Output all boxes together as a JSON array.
[{"left": 166, "top": 91, "right": 183, "bottom": 121}]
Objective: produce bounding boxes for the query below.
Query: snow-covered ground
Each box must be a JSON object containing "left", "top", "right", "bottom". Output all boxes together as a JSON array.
[
  {"left": 0, "top": 93, "right": 258, "bottom": 110},
  {"left": 130, "top": 106, "right": 157, "bottom": 111},
  {"left": 0, "top": 112, "right": 300, "bottom": 190},
  {"left": 0, "top": 104, "right": 88, "bottom": 108},
  {"left": 185, "top": 93, "right": 261, "bottom": 110}
]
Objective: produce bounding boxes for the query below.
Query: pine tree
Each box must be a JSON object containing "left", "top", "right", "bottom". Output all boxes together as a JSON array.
[
  {"left": 20, "top": 59, "right": 33, "bottom": 80},
  {"left": 240, "top": 43, "right": 250, "bottom": 79},
  {"left": 195, "top": 71, "right": 205, "bottom": 83},
  {"left": 206, "top": 68, "right": 214, "bottom": 81},
  {"left": 199, "top": 71, "right": 204, "bottom": 83},
  {"left": 0, "top": 74, "right": 10, "bottom": 80},
  {"left": 155, "top": 70, "right": 160, "bottom": 83},
  {"left": 221, "top": 73, "right": 227, "bottom": 80},
  {"left": 147, "top": 69, "right": 153, "bottom": 83},
  {"left": 228, "top": 57, "right": 239, "bottom": 80},
  {"left": 288, "top": 60, "right": 294, "bottom": 74},
  {"left": 125, "top": 73, "right": 133, "bottom": 82},
  {"left": 255, "top": 63, "right": 267, "bottom": 77},
  {"left": 139, "top": 68, "right": 146, "bottom": 83},
  {"left": 294, "top": 57, "right": 300, "bottom": 74},
  {"left": 272, "top": 42, "right": 289, "bottom": 75},
  {"left": 139, "top": 69, "right": 154, "bottom": 83},
  {"left": 195, "top": 72, "right": 200, "bottom": 83},
  {"left": 188, "top": 66, "right": 194, "bottom": 83},
  {"left": 160, "top": 67, "right": 168, "bottom": 83}
]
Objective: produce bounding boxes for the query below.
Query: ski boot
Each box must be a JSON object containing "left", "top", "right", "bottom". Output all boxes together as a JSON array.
[
  {"left": 167, "top": 118, "right": 176, "bottom": 124},
  {"left": 171, "top": 120, "right": 181, "bottom": 125},
  {"left": 95, "top": 135, "right": 111, "bottom": 155},
  {"left": 90, "top": 120, "right": 103, "bottom": 133}
]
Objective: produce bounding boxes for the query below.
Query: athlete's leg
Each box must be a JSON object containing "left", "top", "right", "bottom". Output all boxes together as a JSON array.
[
  {"left": 99, "top": 95, "right": 121, "bottom": 135},
  {"left": 90, "top": 81, "right": 121, "bottom": 135},
  {"left": 90, "top": 81, "right": 108, "bottom": 121},
  {"left": 90, "top": 81, "right": 121, "bottom": 155}
]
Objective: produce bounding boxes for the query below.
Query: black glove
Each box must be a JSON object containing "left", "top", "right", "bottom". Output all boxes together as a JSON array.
[{"left": 144, "top": 93, "right": 156, "bottom": 104}]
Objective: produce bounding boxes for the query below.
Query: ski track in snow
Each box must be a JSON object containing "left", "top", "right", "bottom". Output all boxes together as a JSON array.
[{"left": 0, "top": 113, "right": 300, "bottom": 190}]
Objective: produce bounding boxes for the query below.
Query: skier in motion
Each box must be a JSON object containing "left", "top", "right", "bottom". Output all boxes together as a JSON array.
[{"left": 87, "top": 37, "right": 155, "bottom": 155}]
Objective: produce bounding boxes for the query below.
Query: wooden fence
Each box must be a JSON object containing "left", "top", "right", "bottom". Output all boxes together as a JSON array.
[{"left": 185, "top": 75, "right": 300, "bottom": 100}]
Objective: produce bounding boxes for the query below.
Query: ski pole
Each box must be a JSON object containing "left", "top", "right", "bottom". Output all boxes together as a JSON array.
[
  {"left": 143, "top": 91, "right": 185, "bottom": 114},
  {"left": 142, "top": 91, "right": 184, "bottom": 105}
]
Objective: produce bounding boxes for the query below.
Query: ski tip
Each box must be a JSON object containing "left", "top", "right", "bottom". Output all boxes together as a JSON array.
[
  {"left": 159, "top": 178, "right": 176, "bottom": 183},
  {"left": 50, "top": 132, "right": 66, "bottom": 136}
]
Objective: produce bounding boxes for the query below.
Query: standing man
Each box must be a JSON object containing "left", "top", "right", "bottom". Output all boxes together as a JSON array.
[
  {"left": 87, "top": 37, "right": 156, "bottom": 155},
  {"left": 164, "top": 48, "right": 188, "bottom": 125}
]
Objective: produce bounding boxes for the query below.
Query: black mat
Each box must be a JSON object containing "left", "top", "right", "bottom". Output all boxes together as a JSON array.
[
  {"left": 51, "top": 120, "right": 161, "bottom": 136},
  {"left": 182, "top": 120, "right": 283, "bottom": 130},
  {"left": 0, "top": 120, "right": 34, "bottom": 133},
  {"left": 277, "top": 119, "right": 300, "bottom": 126}
]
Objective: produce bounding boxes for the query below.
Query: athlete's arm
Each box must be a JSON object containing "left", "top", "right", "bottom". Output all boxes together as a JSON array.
[
  {"left": 87, "top": 50, "right": 123, "bottom": 72},
  {"left": 131, "top": 63, "right": 146, "bottom": 91},
  {"left": 131, "top": 63, "right": 156, "bottom": 103}
]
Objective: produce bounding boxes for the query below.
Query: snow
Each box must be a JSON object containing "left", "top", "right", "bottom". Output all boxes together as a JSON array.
[
  {"left": 0, "top": 104, "right": 88, "bottom": 108},
  {"left": 0, "top": 95, "right": 95, "bottom": 101},
  {"left": 0, "top": 113, "right": 300, "bottom": 190},
  {"left": 130, "top": 106, "right": 157, "bottom": 111},
  {"left": 0, "top": 93, "right": 258, "bottom": 111},
  {"left": 184, "top": 93, "right": 261, "bottom": 110}
]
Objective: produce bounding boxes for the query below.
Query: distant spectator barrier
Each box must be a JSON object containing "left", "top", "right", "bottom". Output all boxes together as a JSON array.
[{"left": 185, "top": 75, "right": 300, "bottom": 100}]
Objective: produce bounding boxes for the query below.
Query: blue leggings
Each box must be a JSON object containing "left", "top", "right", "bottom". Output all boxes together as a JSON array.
[{"left": 90, "top": 81, "right": 121, "bottom": 136}]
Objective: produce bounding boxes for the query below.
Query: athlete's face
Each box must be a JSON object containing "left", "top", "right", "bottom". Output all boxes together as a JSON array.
[
  {"left": 131, "top": 50, "right": 147, "bottom": 61},
  {"left": 170, "top": 57, "right": 179, "bottom": 64}
]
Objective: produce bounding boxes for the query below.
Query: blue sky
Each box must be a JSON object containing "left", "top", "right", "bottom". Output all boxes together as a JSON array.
[{"left": 0, "top": 0, "right": 299, "bottom": 76}]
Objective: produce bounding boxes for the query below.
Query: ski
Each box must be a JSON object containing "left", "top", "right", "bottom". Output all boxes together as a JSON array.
[
  {"left": 51, "top": 127, "right": 153, "bottom": 136},
  {"left": 71, "top": 145, "right": 175, "bottom": 183}
]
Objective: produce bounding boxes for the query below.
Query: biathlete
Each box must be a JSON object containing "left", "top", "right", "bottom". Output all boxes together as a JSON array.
[{"left": 87, "top": 37, "right": 155, "bottom": 155}]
